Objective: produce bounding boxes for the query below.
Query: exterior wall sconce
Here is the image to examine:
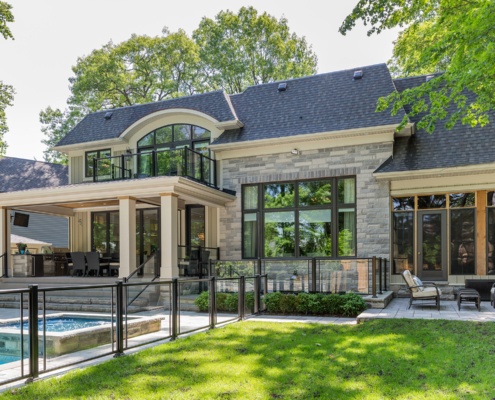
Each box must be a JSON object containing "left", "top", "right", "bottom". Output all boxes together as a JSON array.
[{"left": 291, "top": 149, "right": 300, "bottom": 155}]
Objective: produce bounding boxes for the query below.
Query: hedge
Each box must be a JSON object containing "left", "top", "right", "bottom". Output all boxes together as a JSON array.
[{"left": 194, "top": 291, "right": 367, "bottom": 317}]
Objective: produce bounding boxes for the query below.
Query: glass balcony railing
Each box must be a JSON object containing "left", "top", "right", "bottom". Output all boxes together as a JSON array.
[{"left": 93, "top": 147, "right": 217, "bottom": 187}]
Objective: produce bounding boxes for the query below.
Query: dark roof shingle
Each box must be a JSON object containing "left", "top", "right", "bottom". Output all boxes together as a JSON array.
[{"left": 0, "top": 157, "right": 68, "bottom": 192}]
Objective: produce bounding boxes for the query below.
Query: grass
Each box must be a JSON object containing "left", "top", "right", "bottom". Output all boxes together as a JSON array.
[{"left": 2, "top": 319, "right": 495, "bottom": 399}]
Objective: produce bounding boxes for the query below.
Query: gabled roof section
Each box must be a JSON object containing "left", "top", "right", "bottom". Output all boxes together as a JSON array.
[
  {"left": 0, "top": 157, "right": 68, "bottom": 192},
  {"left": 56, "top": 91, "right": 238, "bottom": 147},
  {"left": 212, "top": 63, "right": 405, "bottom": 146},
  {"left": 375, "top": 75, "right": 495, "bottom": 174}
]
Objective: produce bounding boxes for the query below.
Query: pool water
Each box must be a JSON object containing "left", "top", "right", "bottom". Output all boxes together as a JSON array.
[
  {"left": 1, "top": 317, "right": 111, "bottom": 333},
  {"left": 0, "top": 355, "right": 20, "bottom": 365}
]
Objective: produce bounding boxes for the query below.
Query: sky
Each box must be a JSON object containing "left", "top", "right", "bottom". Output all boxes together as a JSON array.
[{"left": 0, "top": 0, "right": 399, "bottom": 161}]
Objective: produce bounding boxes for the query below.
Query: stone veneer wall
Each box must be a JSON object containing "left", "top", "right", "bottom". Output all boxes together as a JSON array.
[{"left": 219, "top": 142, "right": 393, "bottom": 261}]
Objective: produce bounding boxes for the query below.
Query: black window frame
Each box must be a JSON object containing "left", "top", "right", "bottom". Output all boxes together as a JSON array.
[
  {"left": 241, "top": 177, "right": 357, "bottom": 259},
  {"left": 85, "top": 148, "right": 111, "bottom": 178}
]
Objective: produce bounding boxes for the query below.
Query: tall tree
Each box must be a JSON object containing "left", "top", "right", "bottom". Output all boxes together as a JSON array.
[
  {"left": 41, "top": 29, "right": 200, "bottom": 164},
  {"left": 0, "top": 1, "right": 14, "bottom": 155},
  {"left": 340, "top": 0, "right": 495, "bottom": 133},
  {"left": 193, "top": 6, "right": 318, "bottom": 93}
]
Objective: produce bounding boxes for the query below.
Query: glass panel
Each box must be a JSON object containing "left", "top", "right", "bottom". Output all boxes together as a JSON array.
[
  {"left": 298, "top": 180, "right": 331, "bottom": 206},
  {"left": 156, "top": 148, "right": 173, "bottom": 176},
  {"left": 338, "top": 208, "right": 355, "bottom": 256},
  {"left": 174, "top": 124, "right": 191, "bottom": 142},
  {"left": 243, "top": 186, "right": 258, "bottom": 210},
  {"left": 264, "top": 211, "right": 295, "bottom": 257},
  {"left": 85, "top": 151, "right": 98, "bottom": 177},
  {"left": 193, "top": 141, "right": 209, "bottom": 157},
  {"left": 393, "top": 197, "right": 414, "bottom": 211},
  {"left": 155, "top": 126, "right": 173, "bottom": 145},
  {"left": 192, "top": 126, "right": 210, "bottom": 139},
  {"left": 392, "top": 212, "right": 414, "bottom": 274},
  {"left": 138, "top": 132, "right": 154, "bottom": 147},
  {"left": 418, "top": 195, "right": 446, "bottom": 209},
  {"left": 109, "top": 212, "right": 120, "bottom": 256},
  {"left": 264, "top": 183, "right": 295, "bottom": 209},
  {"left": 143, "top": 209, "right": 159, "bottom": 257},
  {"left": 488, "top": 209, "right": 495, "bottom": 274},
  {"left": 449, "top": 193, "right": 475, "bottom": 208},
  {"left": 488, "top": 192, "right": 495, "bottom": 207},
  {"left": 299, "top": 209, "right": 332, "bottom": 257},
  {"left": 189, "top": 206, "right": 205, "bottom": 248},
  {"left": 450, "top": 209, "right": 475, "bottom": 274},
  {"left": 138, "top": 150, "right": 153, "bottom": 177},
  {"left": 92, "top": 213, "right": 107, "bottom": 253},
  {"left": 243, "top": 213, "right": 258, "bottom": 258},
  {"left": 421, "top": 214, "right": 442, "bottom": 271},
  {"left": 338, "top": 178, "right": 355, "bottom": 204}
]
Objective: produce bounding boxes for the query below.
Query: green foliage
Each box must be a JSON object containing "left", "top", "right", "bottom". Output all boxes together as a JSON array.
[
  {"left": 0, "top": 2, "right": 14, "bottom": 154},
  {"left": 342, "top": 0, "right": 495, "bottom": 133},
  {"left": 0, "top": 1, "right": 13, "bottom": 40},
  {"left": 264, "top": 291, "right": 367, "bottom": 317},
  {"left": 195, "top": 291, "right": 256, "bottom": 313},
  {"left": 193, "top": 6, "right": 318, "bottom": 94}
]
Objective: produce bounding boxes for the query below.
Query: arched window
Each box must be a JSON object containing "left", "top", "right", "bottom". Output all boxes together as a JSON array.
[
  {"left": 136, "top": 124, "right": 211, "bottom": 178},
  {"left": 137, "top": 124, "right": 210, "bottom": 155}
]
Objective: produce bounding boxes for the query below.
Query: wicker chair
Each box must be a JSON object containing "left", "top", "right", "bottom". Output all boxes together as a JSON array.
[{"left": 402, "top": 270, "right": 441, "bottom": 310}]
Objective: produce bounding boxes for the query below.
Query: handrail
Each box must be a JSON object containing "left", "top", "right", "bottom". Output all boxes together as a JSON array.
[
  {"left": 93, "top": 147, "right": 217, "bottom": 187},
  {"left": 127, "top": 251, "right": 160, "bottom": 307},
  {"left": 0, "top": 252, "right": 8, "bottom": 278}
]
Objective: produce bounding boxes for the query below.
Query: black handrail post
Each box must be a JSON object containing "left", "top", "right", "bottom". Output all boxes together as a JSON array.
[
  {"left": 114, "top": 280, "right": 125, "bottom": 357},
  {"left": 384, "top": 258, "right": 388, "bottom": 291},
  {"left": 378, "top": 257, "right": 383, "bottom": 294},
  {"left": 26, "top": 284, "right": 39, "bottom": 383},
  {"left": 257, "top": 258, "right": 262, "bottom": 276},
  {"left": 93, "top": 157, "right": 98, "bottom": 182},
  {"left": 254, "top": 274, "right": 260, "bottom": 314},
  {"left": 171, "top": 278, "right": 179, "bottom": 340},
  {"left": 209, "top": 276, "right": 217, "bottom": 329},
  {"left": 371, "top": 257, "right": 377, "bottom": 298},
  {"left": 239, "top": 276, "right": 246, "bottom": 320},
  {"left": 311, "top": 258, "right": 317, "bottom": 293}
]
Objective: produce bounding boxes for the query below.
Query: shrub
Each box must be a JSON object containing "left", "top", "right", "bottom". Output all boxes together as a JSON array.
[
  {"left": 195, "top": 291, "right": 209, "bottom": 312},
  {"left": 340, "top": 293, "right": 367, "bottom": 317}
]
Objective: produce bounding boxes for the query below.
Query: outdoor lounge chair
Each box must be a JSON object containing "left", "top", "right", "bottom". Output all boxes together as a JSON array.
[{"left": 402, "top": 269, "right": 442, "bottom": 310}]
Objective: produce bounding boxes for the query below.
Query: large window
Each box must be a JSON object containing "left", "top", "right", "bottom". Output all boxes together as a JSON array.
[
  {"left": 242, "top": 177, "right": 356, "bottom": 259},
  {"left": 92, "top": 211, "right": 119, "bottom": 255},
  {"left": 85, "top": 149, "right": 111, "bottom": 178}
]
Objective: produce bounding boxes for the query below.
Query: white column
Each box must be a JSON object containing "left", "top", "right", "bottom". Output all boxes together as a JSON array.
[
  {"left": 160, "top": 193, "right": 179, "bottom": 279},
  {"left": 119, "top": 196, "right": 136, "bottom": 278}
]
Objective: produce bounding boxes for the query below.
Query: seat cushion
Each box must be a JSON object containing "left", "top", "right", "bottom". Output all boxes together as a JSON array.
[
  {"left": 402, "top": 270, "right": 419, "bottom": 292},
  {"left": 413, "top": 286, "right": 441, "bottom": 298},
  {"left": 413, "top": 276, "right": 424, "bottom": 291}
]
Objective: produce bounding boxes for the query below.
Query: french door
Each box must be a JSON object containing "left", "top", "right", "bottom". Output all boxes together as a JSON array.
[{"left": 417, "top": 210, "right": 448, "bottom": 280}]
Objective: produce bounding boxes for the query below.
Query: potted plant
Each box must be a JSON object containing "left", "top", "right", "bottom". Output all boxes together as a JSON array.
[{"left": 17, "top": 242, "right": 27, "bottom": 255}]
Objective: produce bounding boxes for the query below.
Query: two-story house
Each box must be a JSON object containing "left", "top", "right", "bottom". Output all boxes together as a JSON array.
[{"left": 1, "top": 63, "right": 494, "bottom": 293}]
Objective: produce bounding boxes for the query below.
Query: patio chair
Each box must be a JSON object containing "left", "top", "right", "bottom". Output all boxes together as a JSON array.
[
  {"left": 86, "top": 251, "right": 107, "bottom": 277},
  {"left": 70, "top": 252, "right": 87, "bottom": 276},
  {"left": 402, "top": 269, "right": 442, "bottom": 310}
]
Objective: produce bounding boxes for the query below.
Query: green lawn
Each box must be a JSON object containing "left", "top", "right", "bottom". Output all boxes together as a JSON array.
[{"left": 2, "top": 319, "right": 495, "bottom": 399}]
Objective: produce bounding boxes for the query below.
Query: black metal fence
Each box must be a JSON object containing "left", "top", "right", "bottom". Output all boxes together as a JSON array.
[
  {"left": 210, "top": 257, "right": 388, "bottom": 297},
  {"left": 0, "top": 275, "right": 266, "bottom": 387}
]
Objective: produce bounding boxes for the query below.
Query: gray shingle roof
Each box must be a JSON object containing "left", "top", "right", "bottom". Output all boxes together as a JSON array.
[
  {"left": 212, "top": 63, "right": 405, "bottom": 145},
  {"left": 0, "top": 157, "right": 68, "bottom": 192},
  {"left": 375, "top": 75, "right": 495, "bottom": 174},
  {"left": 56, "top": 91, "right": 238, "bottom": 147}
]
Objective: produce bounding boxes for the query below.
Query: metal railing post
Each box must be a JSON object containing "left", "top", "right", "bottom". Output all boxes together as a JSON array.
[
  {"left": 384, "top": 258, "right": 388, "bottom": 291},
  {"left": 378, "top": 257, "right": 383, "bottom": 294},
  {"left": 114, "top": 280, "right": 125, "bottom": 357},
  {"left": 254, "top": 274, "right": 260, "bottom": 314},
  {"left": 311, "top": 258, "right": 317, "bottom": 293},
  {"left": 27, "top": 284, "right": 39, "bottom": 383},
  {"left": 171, "top": 278, "right": 179, "bottom": 340},
  {"left": 239, "top": 276, "right": 246, "bottom": 320},
  {"left": 371, "top": 257, "right": 377, "bottom": 298},
  {"left": 209, "top": 276, "right": 217, "bottom": 329},
  {"left": 257, "top": 258, "right": 262, "bottom": 276}
]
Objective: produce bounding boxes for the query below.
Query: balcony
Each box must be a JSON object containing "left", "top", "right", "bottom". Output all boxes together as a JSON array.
[{"left": 93, "top": 147, "right": 217, "bottom": 187}]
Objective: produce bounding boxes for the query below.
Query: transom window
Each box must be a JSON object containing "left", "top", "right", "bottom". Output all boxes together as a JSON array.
[
  {"left": 242, "top": 177, "right": 356, "bottom": 259},
  {"left": 137, "top": 124, "right": 210, "bottom": 155}
]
